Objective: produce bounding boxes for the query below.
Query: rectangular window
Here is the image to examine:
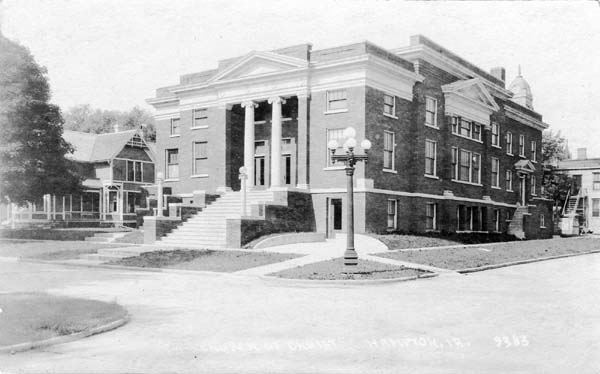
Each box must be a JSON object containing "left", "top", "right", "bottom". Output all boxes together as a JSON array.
[
  {"left": 383, "top": 131, "right": 395, "bottom": 170},
  {"left": 170, "top": 118, "right": 180, "bottom": 136},
  {"left": 451, "top": 116, "right": 458, "bottom": 134},
  {"left": 426, "top": 203, "right": 437, "bottom": 230},
  {"left": 127, "top": 160, "right": 134, "bottom": 181},
  {"left": 491, "top": 123, "right": 500, "bottom": 147},
  {"left": 135, "top": 161, "right": 142, "bottom": 182},
  {"left": 425, "top": 139, "right": 437, "bottom": 176},
  {"left": 472, "top": 123, "right": 482, "bottom": 141},
  {"left": 594, "top": 173, "right": 600, "bottom": 190},
  {"left": 387, "top": 199, "right": 397, "bottom": 229},
  {"left": 459, "top": 150, "right": 471, "bottom": 182},
  {"left": 455, "top": 149, "right": 481, "bottom": 184},
  {"left": 459, "top": 118, "right": 471, "bottom": 138},
  {"left": 193, "top": 109, "right": 207, "bottom": 128},
  {"left": 166, "top": 149, "right": 179, "bottom": 179},
  {"left": 493, "top": 209, "right": 500, "bottom": 232},
  {"left": 506, "top": 132, "right": 513, "bottom": 155},
  {"left": 540, "top": 214, "right": 545, "bottom": 228},
  {"left": 451, "top": 147, "right": 458, "bottom": 180},
  {"left": 472, "top": 153, "right": 481, "bottom": 184},
  {"left": 383, "top": 94, "right": 395, "bottom": 116},
  {"left": 326, "top": 128, "right": 345, "bottom": 166},
  {"left": 425, "top": 97, "right": 437, "bottom": 127},
  {"left": 519, "top": 134, "right": 525, "bottom": 156},
  {"left": 491, "top": 158, "right": 500, "bottom": 187},
  {"left": 192, "top": 141, "right": 208, "bottom": 175},
  {"left": 326, "top": 89, "right": 347, "bottom": 112},
  {"left": 531, "top": 175, "right": 536, "bottom": 195},
  {"left": 506, "top": 170, "right": 513, "bottom": 191},
  {"left": 593, "top": 199, "right": 600, "bottom": 217},
  {"left": 531, "top": 140, "right": 537, "bottom": 162}
]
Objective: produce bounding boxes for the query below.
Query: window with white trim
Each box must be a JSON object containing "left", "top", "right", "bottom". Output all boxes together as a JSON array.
[
  {"left": 166, "top": 149, "right": 179, "bottom": 179},
  {"left": 491, "top": 123, "right": 500, "bottom": 147},
  {"left": 453, "top": 148, "right": 480, "bottom": 184},
  {"left": 506, "top": 170, "right": 513, "bottom": 191},
  {"left": 170, "top": 118, "right": 180, "bottom": 136},
  {"left": 383, "top": 131, "right": 395, "bottom": 170},
  {"left": 192, "top": 141, "right": 208, "bottom": 175},
  {"left": 493, "top": 209, "right": 500, "bottom": 232},
  {"left": 531, "top": 175, "right": 536, "bottom": 195},
  {"left": 326, "top": 128, "right": 345, "bottom": 166},
  {"left": 540, "top": 214, "right": 545, "bottom": 228},
  {"left": 531, "top": 140, "right": 537, "bottom": 162},
  {"left": 425, "top": 139, "right": 437, "bottom": 176},
  {"left": 326, "top": 89, "right": 347, "bottom": 112},
  {"left": 193, "top": 109, "right": 207, "bottom": 128},
  {"left": 451, "top": 116, "right": 482, "bottom": 141},
  {"left": 594, "top": 173, "right": 600, "bottom": 190},
  {"left": 425, "top": 97, "right": 437, "bottom": 127},
  {"left": 426, "top": 203, "right": 437, "bottom": 230},
  {"left": 387, "top": 199, "right": 397, "bottom": 229},
  {"left": 593, "top": 198, "right": 600, "bottom": 217},
  {"left": 506, "top": 132, "right": 513, "bottom": 155},
  {"left": 383, "top": 94, "right": 395, "bottom": 116},
  {"left": 519, "top": 134, "right": 525, "bottom": 157},
  {"left": 491, "top": 158, "right": 500, "bottom": 187}
]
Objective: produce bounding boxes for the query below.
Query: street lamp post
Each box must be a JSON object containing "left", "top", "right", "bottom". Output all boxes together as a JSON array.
[
  {"left": 327, "top": 126, "right": 372, "bottom": 266},
  {"left": 156, "top": 171, "right": 164, "bottom": 217},
  {"left": 239, "top": 166, "right": 248, "bottom": 216}
]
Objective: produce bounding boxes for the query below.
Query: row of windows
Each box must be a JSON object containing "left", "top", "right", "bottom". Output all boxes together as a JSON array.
[
  {"left": 386, "top": 202, "right": 546, "bottom": 231},
  {"left": 165, "top": 141, "right": 208, "bottom": 179}
]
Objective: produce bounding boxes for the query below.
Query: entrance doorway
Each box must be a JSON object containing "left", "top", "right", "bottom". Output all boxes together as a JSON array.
[{"left": 326, "top": 198, "right": 343, "bottom": 238}]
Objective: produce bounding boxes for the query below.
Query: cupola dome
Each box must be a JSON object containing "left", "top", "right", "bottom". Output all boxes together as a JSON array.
[{"left": 508, "top": 65, "right": 533, "bottom": 110}]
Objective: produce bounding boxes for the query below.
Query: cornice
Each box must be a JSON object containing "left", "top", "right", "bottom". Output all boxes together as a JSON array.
[
  {"left": 504, "top": 105, "right": 549, "bottom": 131},
  {"left": 394, "top": 44, "right": 513, "bottom": 100}
]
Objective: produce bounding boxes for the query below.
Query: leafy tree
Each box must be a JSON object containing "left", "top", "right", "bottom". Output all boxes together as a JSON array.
[
  {"left": 0, "top": 33, "right": 81, "bottom": 205},
  {"left": 541, "top": 130, "right": 573, "bottom": 216},
  {"left": 63, "top": 105, "right": 156, "bottom": 141}
]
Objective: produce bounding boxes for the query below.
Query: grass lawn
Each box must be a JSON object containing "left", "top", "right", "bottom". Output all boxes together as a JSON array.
[
  {"left": 269, "top": 258, "right": 429, "bottom": 280},
  {"left": 109, "top": 249, "right": 303, "bottom": 272},
  {"left": 0, "top": 239, "right": 121, "bottom": 260},
  {"left": 375, "top": 236, "right": 600, "bottom": 271},
  {"left": 372, "top": 234, "right": 463, "bottom": 249},
  {"left": 0, "top": 292, "right": 127, "bottom": 347}
]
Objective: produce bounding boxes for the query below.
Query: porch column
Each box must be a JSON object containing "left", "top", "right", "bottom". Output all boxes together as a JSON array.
[
  {"left": 242, "top": 101, "right": 258, "bottom": 189},
  {"left": 268, "top": 96, "right": 286, "bottom": 188},
  {"left": 296, "top": 93, "right": 309, "bottom": 189}
]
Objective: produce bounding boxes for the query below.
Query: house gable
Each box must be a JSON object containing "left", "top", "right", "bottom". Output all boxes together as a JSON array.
[{"left": 442, "top": 78, "right": 500, "bottom": 125}]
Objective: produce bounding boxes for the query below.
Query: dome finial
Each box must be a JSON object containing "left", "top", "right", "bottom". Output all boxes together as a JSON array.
[{"left": 518, "top": 64, "right": 522, "bottom": 76}]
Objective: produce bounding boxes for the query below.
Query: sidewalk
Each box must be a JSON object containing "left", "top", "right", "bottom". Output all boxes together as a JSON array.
[{"left": 235, "top": 234, "right": 454, "bottom": 276}]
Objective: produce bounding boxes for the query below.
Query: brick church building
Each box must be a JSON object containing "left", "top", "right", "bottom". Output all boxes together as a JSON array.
[{"left": 146, "top": 35, "right": 553, "bottom": 248}]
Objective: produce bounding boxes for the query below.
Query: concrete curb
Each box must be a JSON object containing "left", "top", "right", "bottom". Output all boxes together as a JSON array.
[
  {"left": 0, "top": 314, "right": 130, "bottom": 355},
  {"left": 457, "top": 249, "right": 600, "bottom": 274},
  {"left": 258, "top": 272, "right": 439, "bottom": 287}
]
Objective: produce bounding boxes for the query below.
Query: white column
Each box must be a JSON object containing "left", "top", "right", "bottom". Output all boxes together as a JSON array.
[
  {"left": 268, "top": 96, "right": 285, "bottom": 188},
  {"left": 241, "top": 101, "right": 258, "bottom": 189}
]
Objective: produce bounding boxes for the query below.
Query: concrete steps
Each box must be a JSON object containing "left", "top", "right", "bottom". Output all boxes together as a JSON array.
[{"left": 159, "top": 190, "right": 275, "bottom": 248}]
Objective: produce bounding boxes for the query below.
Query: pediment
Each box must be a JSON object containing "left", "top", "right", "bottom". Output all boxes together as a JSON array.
[
  {"left": 209, "top": 51, "right": 308, "bottom": 82},
  {"left": 442, "top": 78, "right": 500, "bottom": 112},
  {"left": 514, "top": 159, "right": 536, "bottom": 173}
]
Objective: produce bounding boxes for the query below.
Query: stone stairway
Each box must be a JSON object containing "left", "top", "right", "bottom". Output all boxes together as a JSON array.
[
  {"left": 159, "top": 190, "right": 276, "bottom": 248},
  {"left": 508, "top": 205, "right": 530, "bottom": 239}
]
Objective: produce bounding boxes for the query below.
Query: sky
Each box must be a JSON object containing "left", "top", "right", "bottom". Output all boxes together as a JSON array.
[{"left": 2, "top": 0, "right": 600, "bottom": 157}]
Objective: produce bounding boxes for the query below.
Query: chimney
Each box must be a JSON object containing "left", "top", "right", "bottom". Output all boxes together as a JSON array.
[
  {"left": 113, "top": 122, "right": 119, "bottom": 133},
  {"left": 577, "top": 148, "right": 587, "bottom": 160},
  {"left": 490, "top": 67, "right": 506, "bottom": 83}
]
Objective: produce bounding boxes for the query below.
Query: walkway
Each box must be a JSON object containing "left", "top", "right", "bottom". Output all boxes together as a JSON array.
[{"left": 235, "top": 234, "right": 454, "bottom": 276}]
